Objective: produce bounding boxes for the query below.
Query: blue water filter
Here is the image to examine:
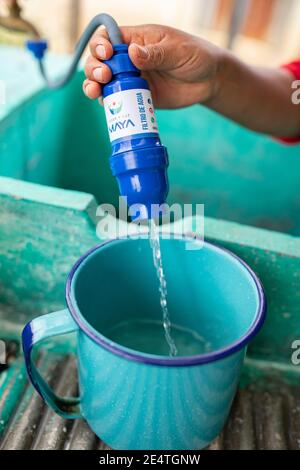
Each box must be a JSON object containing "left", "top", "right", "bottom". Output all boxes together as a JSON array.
[{"left": 102, "top": 45, "right": 169, "bottom": 221}]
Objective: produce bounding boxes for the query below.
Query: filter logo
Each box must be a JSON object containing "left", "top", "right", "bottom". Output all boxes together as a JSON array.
[
  {"left": 109, "top": 119, "right": 135, "bottom": 134},
  {"left": 109, "top": 100, "right": 123, "bottom": 115}
]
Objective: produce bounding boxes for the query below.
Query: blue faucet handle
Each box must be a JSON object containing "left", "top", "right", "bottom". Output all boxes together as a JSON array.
[{"left": 26, "top": 39, "right": 48, "bottom": 60}]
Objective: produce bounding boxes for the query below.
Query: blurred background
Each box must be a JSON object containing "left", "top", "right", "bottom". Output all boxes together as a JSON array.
[{"left": 0, "top": 0, "right": 299, "bottom": 65}]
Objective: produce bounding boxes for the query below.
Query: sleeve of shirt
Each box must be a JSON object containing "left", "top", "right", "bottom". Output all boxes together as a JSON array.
[{"left": 278, "top": 60, "right": 300, "bottom": 144}]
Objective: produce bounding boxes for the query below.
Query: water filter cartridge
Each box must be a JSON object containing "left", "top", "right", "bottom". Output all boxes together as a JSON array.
[{"left": 102, "top": 45, "right": 169, "bottom": 221}]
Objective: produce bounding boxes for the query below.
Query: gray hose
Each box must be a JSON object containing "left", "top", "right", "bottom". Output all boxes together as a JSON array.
[{"left": 38, "top": 13, "right": 123, "bottom": 90}]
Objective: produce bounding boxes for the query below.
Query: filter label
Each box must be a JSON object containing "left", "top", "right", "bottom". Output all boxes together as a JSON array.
[{"left": 103, "top": 89, "right": 159, "bottom": 143}]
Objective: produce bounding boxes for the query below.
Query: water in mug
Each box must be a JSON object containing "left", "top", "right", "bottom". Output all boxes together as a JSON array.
[{"left": 106, "top": 319, "right": 212, "bottom": 357}]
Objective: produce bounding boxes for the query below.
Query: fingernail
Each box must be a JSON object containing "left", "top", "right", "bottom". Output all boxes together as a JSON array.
[
  {"left": 136, "top": 44, "right": 149, "bottom": 60},
  {"left": 96, "top": 44, "right": 106, "bottom": 59},
  {"left": 98, "top": 96, "right": 104, "bottom": 106},
  {"left": 84, "top": 84, "right": 93, "bottom": 97},
  {"left": 93, "top": 67, "right": 103, "bottom": 81}
]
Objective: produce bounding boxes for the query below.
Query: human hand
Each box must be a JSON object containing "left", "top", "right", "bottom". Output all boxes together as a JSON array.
[{"left": 83, "top": 24, "right": 223, "bottom": 109}]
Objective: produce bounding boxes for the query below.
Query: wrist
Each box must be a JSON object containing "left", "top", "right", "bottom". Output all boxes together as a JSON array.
[{"left": 204, "top": 48, "right": 236, "bottom": 107}]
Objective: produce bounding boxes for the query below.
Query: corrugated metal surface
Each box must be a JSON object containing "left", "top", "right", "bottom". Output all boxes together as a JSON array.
[{"left": 1, "top": 351, "right": 300, "bottom": 450}]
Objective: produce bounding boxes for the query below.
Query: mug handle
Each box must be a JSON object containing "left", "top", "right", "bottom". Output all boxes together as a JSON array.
[{"left": 22, "top": 309, "right": 82, "bottom": 419}]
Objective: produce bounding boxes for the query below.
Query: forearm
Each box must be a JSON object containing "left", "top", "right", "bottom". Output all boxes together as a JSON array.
[{"left": 206, "top": 51, "right": 300, "bottom": 138}]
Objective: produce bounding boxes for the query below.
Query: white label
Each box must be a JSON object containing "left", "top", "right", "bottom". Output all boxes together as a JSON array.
[{"left": 103, "top": 89, "right": 159, "bottom": 143}]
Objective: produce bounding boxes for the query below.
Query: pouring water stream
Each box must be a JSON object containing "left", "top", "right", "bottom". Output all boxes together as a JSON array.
[{"left": 148, "top": 219, "right": 178, "bottom": 357}]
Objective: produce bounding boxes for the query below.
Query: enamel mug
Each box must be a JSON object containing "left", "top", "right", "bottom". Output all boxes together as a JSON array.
[{"left": 22, "top": 237, "right": 266, "bottom": 450}]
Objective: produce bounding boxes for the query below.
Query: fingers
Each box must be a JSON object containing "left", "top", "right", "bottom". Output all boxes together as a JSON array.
[
  {"left": 128, "top": 43, "right": 169, "bottom": 71},
  {"left": 119, "top": 24, "right": 165, "bottom": 47},
  {"left": 89, "top": 29, "right": 113, "bottom": 60},
  {"left": 84, "top": 25, "right": 171, "bottom": 102},
  {"left": 82, "top": 79, "right": 102, "bottom": 100},
  {"left": 83, "top": 29, "right": 114, "bottom": 100},
  {"left": 84, "top": 54, "right": 112, "bottom": 83}
]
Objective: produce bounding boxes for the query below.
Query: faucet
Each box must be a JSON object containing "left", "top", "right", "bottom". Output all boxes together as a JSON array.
[{"left": 0, "top": 0, "right": 40, "bottom": 39}]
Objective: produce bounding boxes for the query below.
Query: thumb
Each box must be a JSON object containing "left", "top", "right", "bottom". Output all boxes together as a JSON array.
[{"left": 129, "top": 43, "right": 168, "bottom": 71}]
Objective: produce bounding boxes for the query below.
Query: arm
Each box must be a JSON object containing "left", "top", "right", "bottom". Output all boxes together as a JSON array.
[{"left": 208, "top": 53, "right": 300, "bottom": 138}]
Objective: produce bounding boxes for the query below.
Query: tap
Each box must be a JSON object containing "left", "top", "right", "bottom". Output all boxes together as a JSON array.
[{"left": 0, "top": 0, "right": 40, "bottom": 39}]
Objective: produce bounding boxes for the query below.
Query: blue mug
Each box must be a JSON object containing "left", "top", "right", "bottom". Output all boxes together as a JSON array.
[{"left": 22, "top": 237, "right": 266, "bottom": 450}]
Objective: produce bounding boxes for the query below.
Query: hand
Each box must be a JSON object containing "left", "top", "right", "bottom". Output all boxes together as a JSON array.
[{"left": 83, "top": 24, "right": 223, "bottom": 109}]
